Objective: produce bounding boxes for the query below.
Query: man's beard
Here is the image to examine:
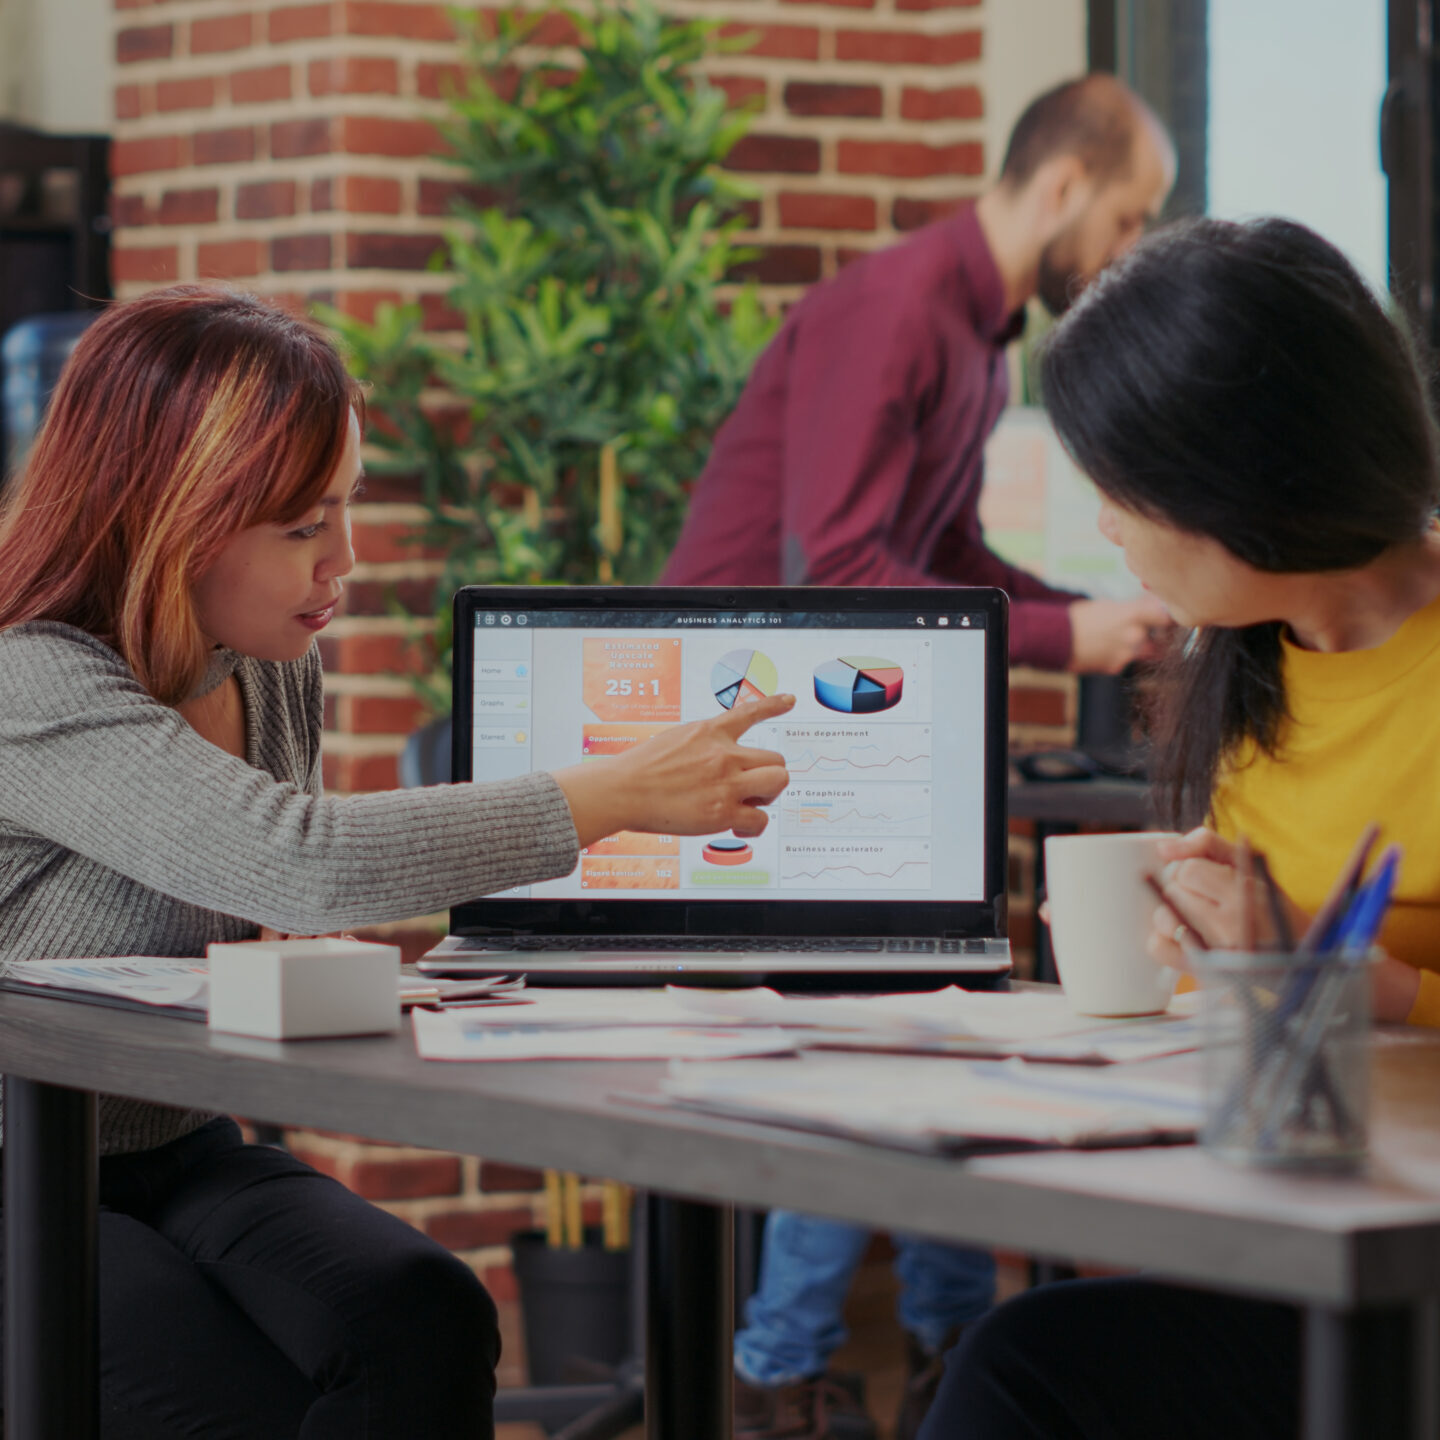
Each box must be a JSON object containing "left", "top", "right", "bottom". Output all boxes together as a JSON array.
[{"left": 1036, "top": 236, "right": 1084, "bottom": 316}]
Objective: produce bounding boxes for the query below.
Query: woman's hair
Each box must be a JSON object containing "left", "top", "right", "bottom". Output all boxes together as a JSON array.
[
  {"left": 1039, "top": 217, "right": 1440, "bottom": 827},
  {"left": 0, "top": 285, "right": 361, "bottom": 704}
]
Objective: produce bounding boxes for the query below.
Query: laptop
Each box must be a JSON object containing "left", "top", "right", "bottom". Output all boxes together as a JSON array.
[{"left": 419, "top": 585, "right": 1012, "bottom": 988}]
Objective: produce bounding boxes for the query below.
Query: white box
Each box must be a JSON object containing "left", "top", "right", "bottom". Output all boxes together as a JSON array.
[{"left": 206, "top": 938, "right": 400, "bottom": 1040}]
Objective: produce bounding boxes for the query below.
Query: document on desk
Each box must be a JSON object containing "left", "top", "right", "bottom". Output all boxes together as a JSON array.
[
  {"left": 646, "top": 1053, "right": 1202, "bottom": 1154},
  {"left": 669, "top": 987, "right": 1204, "bottom": 1064},
  {"left": 0, "top": 958, "right": 211, "bottom": 1014},
  {"left": 411, "top": 1006, "right": 799, "bottom": 1062}
]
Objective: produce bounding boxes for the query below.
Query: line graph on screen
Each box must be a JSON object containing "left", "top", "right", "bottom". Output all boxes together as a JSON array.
[{"left": 759, "top": 724, "right": 932, "bottom": 782}]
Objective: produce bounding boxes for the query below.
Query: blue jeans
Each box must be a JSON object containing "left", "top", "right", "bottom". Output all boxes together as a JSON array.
[{"left": 734, "top": 1211, "right": 997, "bottom": 1386}]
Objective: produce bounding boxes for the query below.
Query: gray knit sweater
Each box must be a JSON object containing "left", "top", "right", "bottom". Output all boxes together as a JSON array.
[{"left": 0, "top": 621, "right": 579, "bottom": 1155}]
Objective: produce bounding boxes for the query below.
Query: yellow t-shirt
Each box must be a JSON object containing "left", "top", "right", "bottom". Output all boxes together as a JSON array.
[{"left": 1210, "top": 588, "right": 1440, "bottom": 1027}]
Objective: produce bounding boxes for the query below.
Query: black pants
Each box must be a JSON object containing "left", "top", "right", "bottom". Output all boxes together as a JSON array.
[
  {"left": 916, "top": 1276, "right": 1300, "bottom": 1440},
  {"left": 4, "top": 1117, "right": 500, "bottom": 1439}
]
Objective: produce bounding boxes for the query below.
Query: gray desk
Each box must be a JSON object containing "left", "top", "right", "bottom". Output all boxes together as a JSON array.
[{"left": 4, "top": 995, "right": 1440, "bottom": 1439}]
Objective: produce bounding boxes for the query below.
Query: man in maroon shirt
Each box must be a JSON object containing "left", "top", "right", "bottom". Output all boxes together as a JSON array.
[
  {"left": 698, "top": 77, "right": 1178, "bottom": 1440},
  {"left": 663, "top": 73, "right": 1175, "bottom": 675}
]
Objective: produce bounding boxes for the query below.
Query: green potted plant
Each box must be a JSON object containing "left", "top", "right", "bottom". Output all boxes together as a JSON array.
[{"left": 324, "top": 0, "right": 777, "bottom": 744}]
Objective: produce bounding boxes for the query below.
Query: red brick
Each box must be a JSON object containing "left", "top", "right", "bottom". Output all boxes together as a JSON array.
[
  {"left": 420, "top": 292, "right": 465, "bottom": 332},
  {"left": 197, "top": 238, "right": 264, "bottom": 278},
  {"left": 328, "top": 752, "right": 401, "bottom": 791},
  {"left": 724, "top": 134, "right": 820, "bottom": 175},
  {"left": 272, "top": 118, "right": 333, "bottom": 159},
  {"left": 1011, "top": 685, "right": 1069, "bottom": 727},
  {"left": 340, "top": 176, "right": 404, "bottom": 215},
  {"left": 348, "top": 1152, "right": 462, "bottom": 1200},
  {"left": 482, "top": 1263, "right": 519, "bottom": 1304},
  {"left": 479, "top": 1161, "right": 546, "bottom": 1193},
  {"left": 231, "top": 64, "right": 293, "bottom": 105},
  {"left": 112, "top": 245, "right": 179, "bottom": 283},
  {"left": 236, "top": 179, "right": 297, "bottom": 221},
  {"left": 728, "top": 244, "right": 822, "bottom": 286},
  {"left": 892, "top": 195, "right": 963, "bottom": 231},
  {"left": 344, "top": 1, "right": 456, "bottom": 40},
  {"left": 311, "top": 177, "right": 335, "bottom": 213},
  {"left": 114, "top": 84, "right": 146, "bottom": 121},
  {"left": 193, "top": 126, "right": 257, "bottom": 166},
  {"left": 340, "top": 116, "right": 444, "bottom": 158},
  {"left": 837, "top": 139, "right": 983, "bottom": 178},
  {"left": 332, "top": 632, "right": 434, "bottom": 676},
  {"left": 111, "top": 193, "right": 152, "bottom": 228},
  {"left": 269, "top": 4, "right": 333, "bottom": 42},
  {"left": 272, "top": 233, "right": 334, "bottom": 271},
  {"left": 717, "top": 23, "right": 820, "bottom": 60},
  {"left": 784, "top": 81, "right": 882, "bottom": 118},
  {"left": 835, "top": 28, "right": 982, "bottom": 65},
  {"left": 778, "top": 191, "right": 876, "bottom": 231},
  {"left": 340, "top": 695, "right": 428, "bottom": 735},
  {"left": 342, "top": 578, "right": 436, "bottom": 617},
  {"left": 156, "top": 75, "right": 216, "bottom": 112},
  {"left": 897, "top": 0, "right": 982, "bottom": 9},
  {"left": 900, "top": 83, "right": 983, "bottom": 122},
  {"left": 426, "top": 1205, "right": 536, "bottom": 1251},
  {"left": 707, "top": 74, "right": 767, "bottom": 110},
  {"left": 416, "top": 61, "right": 466, "bottom": 100},
  {"left": 417, "top": 177, "right": 500, "bottom": 217},
  {"left": 783, "top": 0, "right": 873, "bottom": 8},
  {"left": 111, "top": 135, "right": 185, "bottom": 178},
  {"left": 309, "top": 56, "right": 399, "bottom": 96},
  {"left": 836, "top": 245, "right": 872, "bottom": 269},
  {"left": 159, "top": 187, "right": 220, "bottom": 225},
  {"left": 190, "top": 13, "right": 254, "bottom": 55},
  {"left": 526, "top": 12, "right": 581, "bottom": 46},
  {"left": 349, "top": 521, "right": 444, "bottom": 564},
  {"left": 346, "top": 231, "right": 444, "bottom": 270},
  {"left": 116, "top": 24, "right": 173, "bottom": 64}
]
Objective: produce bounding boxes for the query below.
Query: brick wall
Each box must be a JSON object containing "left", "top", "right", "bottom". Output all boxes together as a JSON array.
[{"left": 108, "top": 0, "right": 1070, "bottom": 1326}]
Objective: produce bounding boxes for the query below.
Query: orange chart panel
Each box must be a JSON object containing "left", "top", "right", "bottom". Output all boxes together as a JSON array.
[
  {"left": 582, "top": 723, "right": 673, "bottom": 757},
  {"left": 581, "top": 856, "right": 680, "bottom": 890},
  {"left": 583, "top": 638, "right": 682, "bottom": 722},
  {"left": 584, "top": 831, "right": 681, "bottom": 857}
]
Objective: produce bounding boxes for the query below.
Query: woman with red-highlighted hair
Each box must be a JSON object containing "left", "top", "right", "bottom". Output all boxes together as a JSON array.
[{"left": 0, "top": 285, "right": 792, "bottom": 1438}]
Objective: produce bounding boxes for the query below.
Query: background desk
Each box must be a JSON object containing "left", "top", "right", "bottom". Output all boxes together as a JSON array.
[{"left": 4, "top": 994, "right": 1439, "bottom": 1440}]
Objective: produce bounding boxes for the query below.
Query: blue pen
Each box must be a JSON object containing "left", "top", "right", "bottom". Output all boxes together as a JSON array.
[{"left": 1258, "top": 846, "right": 1401, "bottom": 1150}]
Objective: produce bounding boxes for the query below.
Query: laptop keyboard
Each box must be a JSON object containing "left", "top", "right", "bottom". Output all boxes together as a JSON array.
[{"left": 452, "top": 936, "right": 994, "bottom": 955}]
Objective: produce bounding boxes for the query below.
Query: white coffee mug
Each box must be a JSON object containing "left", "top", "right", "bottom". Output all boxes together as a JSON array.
[{"left": 1044, "top": 831, "right": 1181, "bottom": 1017}]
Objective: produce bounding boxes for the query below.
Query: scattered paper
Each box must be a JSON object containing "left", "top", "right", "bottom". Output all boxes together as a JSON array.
[
  {"left": 2, "top": 958, "right": 210, "bottom": 1011},
  {"left": 649, "top": 1052, "right": 1202, "bottom": 1154},
  {"left": 412, "top": 1007, "right": 797, "bottom": 1062},
  {"left": 669, "top": 986, "right": 1203, "bottom": 1063}
]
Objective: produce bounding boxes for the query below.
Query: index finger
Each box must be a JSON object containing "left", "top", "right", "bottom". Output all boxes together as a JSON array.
[
  {"left": 1157, "top": 827, "right": 1233, "bottom": 866},
  {"left": 711, "top": 692, "right": 796, "bottom": 737}
]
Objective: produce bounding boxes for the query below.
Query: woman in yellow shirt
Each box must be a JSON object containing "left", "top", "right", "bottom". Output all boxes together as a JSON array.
[{"left": 919, "top": 215, "right": 1440, "bottom": 1438}]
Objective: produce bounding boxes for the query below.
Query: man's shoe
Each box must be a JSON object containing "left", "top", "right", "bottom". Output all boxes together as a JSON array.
[
  {"left": 895, "top": 1327, "right": 963, "bottom": 1440},
  {"left": 734, "top": 1370, "right": 877, "bottom": 1440}
]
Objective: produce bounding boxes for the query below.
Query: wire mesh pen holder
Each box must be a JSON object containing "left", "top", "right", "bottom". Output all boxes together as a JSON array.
[{"left": 1194, "top": 949, "right": 1373, "bottom": 1171}]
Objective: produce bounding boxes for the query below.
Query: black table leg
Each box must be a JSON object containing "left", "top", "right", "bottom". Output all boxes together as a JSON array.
[
  {"left": 1303, "top": 1299, "right": 1440, "bottom": 1439},
  {"left": 3, "top": 1076, "right": 99, "bottom": 1439},
  {"left": 645, "top": 1194, "right": 733, "bottom": 1440}
]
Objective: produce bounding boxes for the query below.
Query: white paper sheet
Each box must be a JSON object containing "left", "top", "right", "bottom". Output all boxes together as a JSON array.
[
  {"left": 654, "top": 1052, "right": 1202, "bottom": 1152},
  {"left": 411, "top": 1007, "right": 799, "bottom": 1062}
]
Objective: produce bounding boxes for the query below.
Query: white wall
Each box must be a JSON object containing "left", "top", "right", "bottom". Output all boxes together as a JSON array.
[
  {"left": 984, "top": 0, "right": 1088, "bottom": 179},
  {"left": 0, "top": 0, "right": 110, "bottom": 134}
]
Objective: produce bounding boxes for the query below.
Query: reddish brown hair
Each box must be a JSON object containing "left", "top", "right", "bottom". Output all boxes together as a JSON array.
[{"left": 0, "top": 286, "right": 362, "bottom": 704}]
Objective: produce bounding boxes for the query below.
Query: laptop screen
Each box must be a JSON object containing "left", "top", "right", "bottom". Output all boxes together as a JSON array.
[{"left": 451, "top": 587, "right": 1008, "bottom": 938}]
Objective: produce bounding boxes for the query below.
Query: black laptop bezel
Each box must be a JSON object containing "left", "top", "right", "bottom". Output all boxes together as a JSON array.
[{"left": 449, "top": 585, "right": 1009, "bottom": 940}]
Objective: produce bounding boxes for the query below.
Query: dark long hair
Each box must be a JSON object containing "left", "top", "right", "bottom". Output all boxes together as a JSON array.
[{"left": 1039, "top": 218, "right": 1440, "bottom": 826}]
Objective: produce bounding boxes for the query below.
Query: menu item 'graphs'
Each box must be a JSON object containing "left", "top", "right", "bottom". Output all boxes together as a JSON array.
[
  {"left": 813, "top": 656, "right": 904, "bottom": 714},
  {"left": 711, "top": 649, "right": 778, "bottom": 710}
]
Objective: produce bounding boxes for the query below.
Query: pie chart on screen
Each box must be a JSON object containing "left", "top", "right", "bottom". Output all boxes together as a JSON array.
[
  {"left": 813, "top": 656, "right": 905, "bottom": 714},
  {"left": 712, "top": 649, "right": 779, "bottom": 710}
]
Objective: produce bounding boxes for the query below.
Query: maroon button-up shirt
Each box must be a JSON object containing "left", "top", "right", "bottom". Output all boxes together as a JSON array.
[{"left": 661, "top": 203, "right": 1080, "bottom": 669}]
